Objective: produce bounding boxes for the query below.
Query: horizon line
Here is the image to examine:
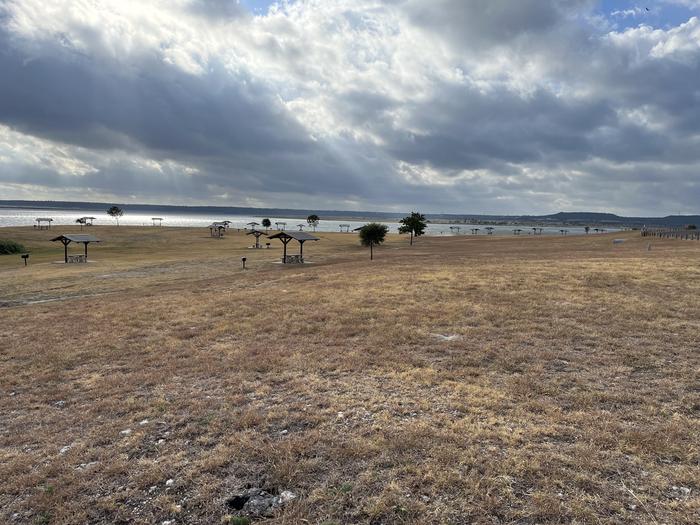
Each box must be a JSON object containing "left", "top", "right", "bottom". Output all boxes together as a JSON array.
[{"left": 0, "top": 199, "right": 698, "bottom": 220}]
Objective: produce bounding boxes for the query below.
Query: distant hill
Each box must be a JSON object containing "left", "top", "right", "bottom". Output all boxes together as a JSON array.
[
  {"left": 521, "top": 212, "right": 700, "bottom": 227},
  {"left": 1, "top": 200, "right": 697, "bottom": 227},
  {"left": 429, "top": 211, "right": 700, "bottom": 227}
]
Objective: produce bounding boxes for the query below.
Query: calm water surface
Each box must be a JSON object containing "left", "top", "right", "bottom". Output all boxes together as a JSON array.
[{"left": 0, "top": 206, "right": 607, "bottom": 236}]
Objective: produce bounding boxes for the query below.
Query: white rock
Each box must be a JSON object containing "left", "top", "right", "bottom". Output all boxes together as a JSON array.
[
  {"left": 120, "top": 429, "right": 132, "bottom": 436},
  {"left": 278, "top": 490, "right": 297, "bottom": 503},
  {"left": 59, "top": 445, "right": 71, "bottom": 455},
  {"left": 139, "top": 419, "right": 149, "bottom": 426},
  {"left": 165, "top": 479, "right": 174, "bottom": 486},
  {"left": 162, "top": 521, "right": 174, "bottom": 525},
  {"left": 431, "top": 333, "right": 461, "bottom": 342}
]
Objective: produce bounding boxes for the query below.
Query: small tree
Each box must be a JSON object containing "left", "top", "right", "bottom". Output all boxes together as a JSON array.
[
  {"left": 262, "top": 218, "right": 271, "bottom": 232},
  {"left": 75, "top": 217, "right": 86, "bottom": 230},
  {"left": 584, "top": 226, "right": 590, "bottom": 234},
  {"left": 398, "top": 211, "right": 427, "bottom": 246},
  {"left": 359, "top": 223, "right": 388, "bottom": 260},
  {"left": 307, "top": 214, "right": 320, "bottom": 231},
  {"left": 107, "top": 206, "right": 124, "bottom": 226}
]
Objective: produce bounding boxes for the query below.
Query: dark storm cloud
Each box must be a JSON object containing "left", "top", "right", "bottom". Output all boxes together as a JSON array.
[
  {"left": 0, "top": 23, "right": 392, "bottom": 202},
  {"left": 0, "top": 33, "right": 308, "bottom": 157},
  {"left": 187, "top": 0, "right": 248, "bottom": 20},
  {"left": 402, "top": 0, "right": 596, "bottom": 50},
  {"left": 377, "top": 84, "right": 615, "bottom": 171}
]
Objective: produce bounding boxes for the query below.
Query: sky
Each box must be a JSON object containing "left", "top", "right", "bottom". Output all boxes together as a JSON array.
[{"left": 1, "top": 1, "right": 700, "bottom": 215}]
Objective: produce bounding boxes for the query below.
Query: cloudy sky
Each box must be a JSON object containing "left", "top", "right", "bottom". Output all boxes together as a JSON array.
[{"left": 1, "top": 0, "right": 699, "bottom": 215}]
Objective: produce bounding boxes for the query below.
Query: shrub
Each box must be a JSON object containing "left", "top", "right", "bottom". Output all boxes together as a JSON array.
[{"left": 0, "top": 240, "right": 27, "bottom": 255}]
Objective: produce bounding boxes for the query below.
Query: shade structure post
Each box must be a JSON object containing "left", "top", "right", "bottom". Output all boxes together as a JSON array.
[
  {"left": 64, "top": 239, "right": 69, "bottom": 263},
  {"left": 84, "top": 242, "right": 88, "bottom": 260},
  {"left": 299, "top": 240, "right": 304, "bottom": 261},
  {"left": 283, "top": 237, "right": 288, "bottom": 263}
]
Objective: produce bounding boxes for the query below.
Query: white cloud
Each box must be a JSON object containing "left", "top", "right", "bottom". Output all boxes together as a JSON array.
[{"left": 0, "top": 0, "right": 699, "bottom": 214}]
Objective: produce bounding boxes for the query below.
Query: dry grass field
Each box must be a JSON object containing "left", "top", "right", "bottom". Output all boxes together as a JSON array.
[{"left": 1, "top": 226, "right": 699, "bottom": 524}]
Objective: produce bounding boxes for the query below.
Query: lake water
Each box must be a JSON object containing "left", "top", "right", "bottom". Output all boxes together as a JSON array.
[{"left": 0, "top": 206, "right": 605, "bottom": 236}]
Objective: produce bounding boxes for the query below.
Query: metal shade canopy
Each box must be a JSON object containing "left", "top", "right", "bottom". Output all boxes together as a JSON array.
[
  {"left": 36, "top": 218, "right": 54, "bottom": 230},
  {"left": 246, "top": 229, "right": 267, "bottom": 248},
  {"left": 50, "top": 234, "right": 101, "bottom": 263},
  {"left": 208, "top": 223, "right": 227, "bottom": 237},
  {"left": 50, "top": 234, "right": 101, "bottom": 243},
  {"left": 267, "top": 231, "right": 319, "bottom": 263},
  {"left": 267, "top": 231, "right": 320, "bottom": 241}
]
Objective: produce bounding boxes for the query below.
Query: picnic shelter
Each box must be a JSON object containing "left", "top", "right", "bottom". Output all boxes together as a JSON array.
[
  {"left": 246, "top": 229, "right": 267, "bottom": 248},
  {"left": 36, "top": 218, "right": 53, "bottom": 230},
  {"left": 50, "top": 234, "right": 101, "bottom": 263},
  {"left": 208, "top": 223, "right": 227, "bottom": 237},
  {"left": 267, "top": 230, "right": 319, "bottom": 263}
]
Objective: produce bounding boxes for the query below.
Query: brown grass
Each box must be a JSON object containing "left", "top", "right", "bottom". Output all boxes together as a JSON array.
[{"left": 1, "top": 226, "right": 699, "bottom": 524}]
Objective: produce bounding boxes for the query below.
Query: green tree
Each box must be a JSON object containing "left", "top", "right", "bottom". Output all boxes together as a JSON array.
[
  {"left": 584, "top": 226, "right": 590, "bottom": 234},
  {"left": 262, "top": 218, "right": 271, "bottom": 232},
  {"left": 307, "top": 214, "right": 320, "bottom": 231},
  {"left": 398, "top": 211, "right": 427, "bottom": 246},
  {"left": 107, "top": 206, "right": 124, "bottom": 226},
  {"left": 358, "top": 223, "right": 388, "bottom": 260},
  {"left": 75, "top": 217, "right": 86, "bottom": 230}
]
